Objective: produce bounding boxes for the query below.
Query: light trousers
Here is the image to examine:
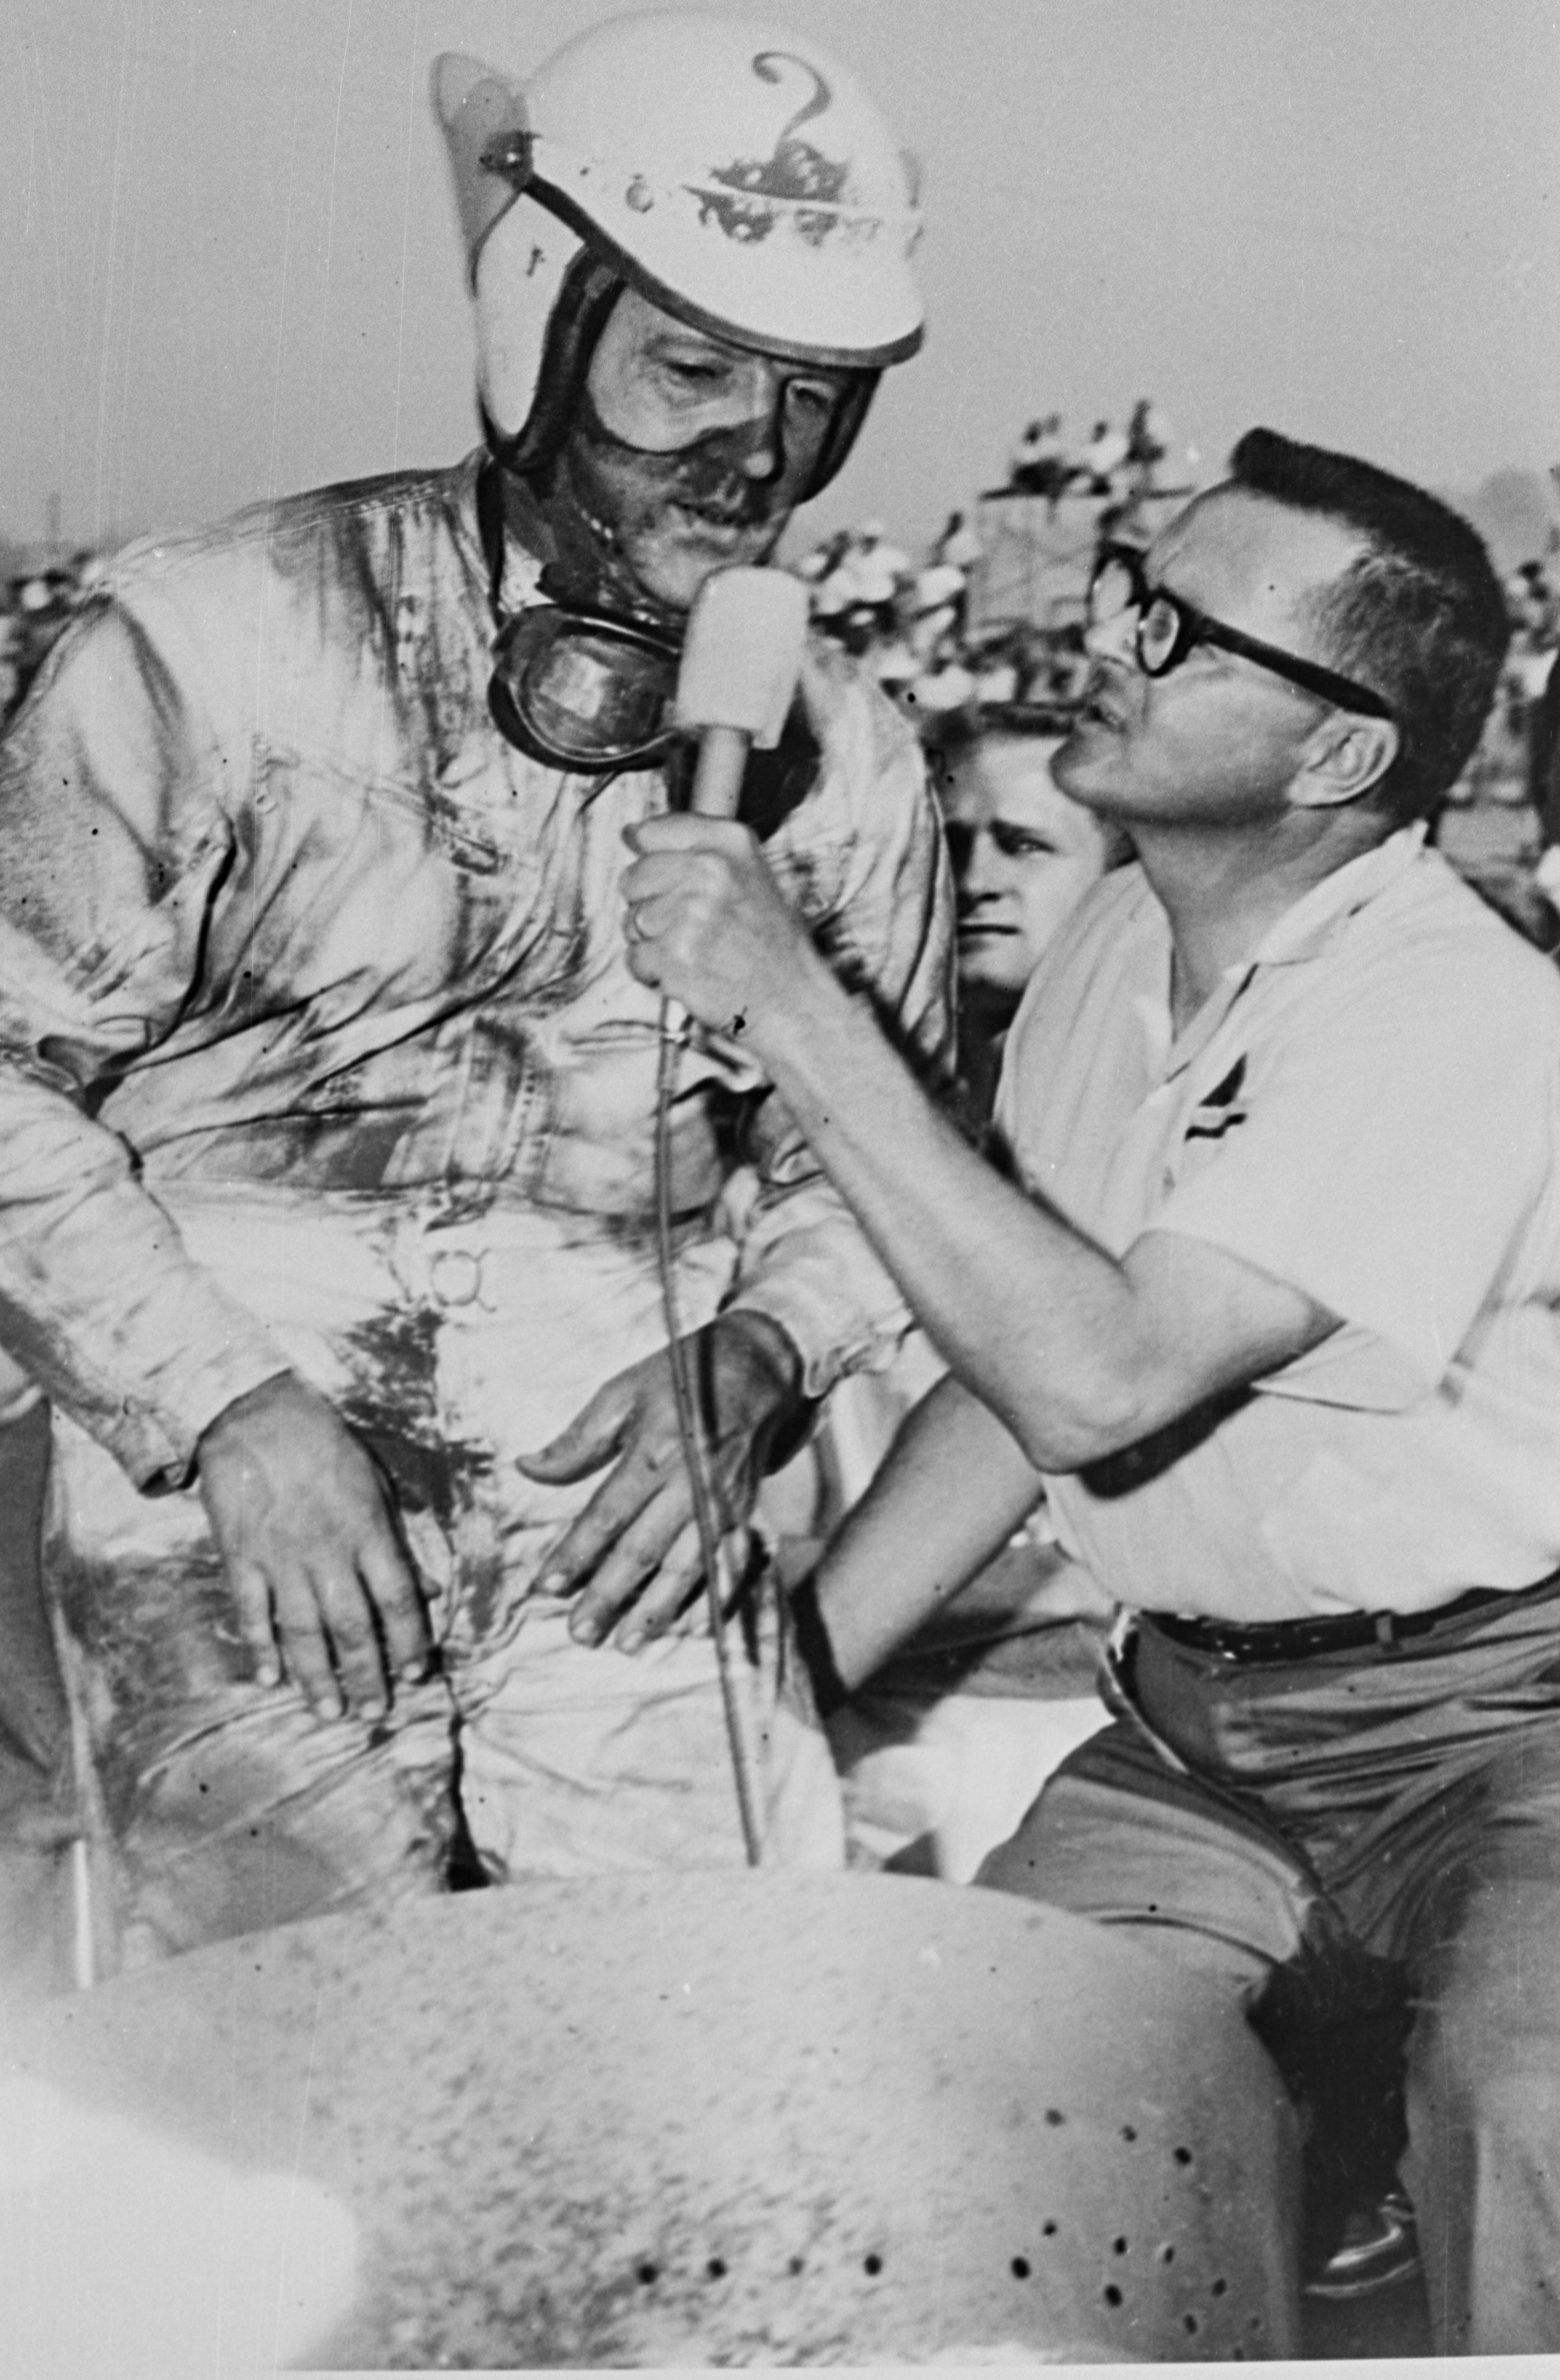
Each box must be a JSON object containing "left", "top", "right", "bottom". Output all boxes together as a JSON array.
[{"left": 47, "top": 1189, "right": 841, "bottom": 1973}]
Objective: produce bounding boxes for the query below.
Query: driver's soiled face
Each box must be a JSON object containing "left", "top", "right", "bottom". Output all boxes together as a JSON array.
[{"left": 564, "top": 287, "right": 853, "bottom": 614}]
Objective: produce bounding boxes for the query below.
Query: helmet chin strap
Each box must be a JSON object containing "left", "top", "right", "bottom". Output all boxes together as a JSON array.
[{"left": 478, "top": 415, "right": 672, "bottom": 632}]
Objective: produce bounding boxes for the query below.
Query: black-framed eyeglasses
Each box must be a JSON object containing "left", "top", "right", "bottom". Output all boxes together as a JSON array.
[{"left": 1088, "top": 543, "right": 1395, "bottom": 721}]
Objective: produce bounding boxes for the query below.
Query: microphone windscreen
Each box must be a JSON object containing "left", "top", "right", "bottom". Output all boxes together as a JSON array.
[{"left": 674, "top": 568, "right": 810, "bottom": 751}]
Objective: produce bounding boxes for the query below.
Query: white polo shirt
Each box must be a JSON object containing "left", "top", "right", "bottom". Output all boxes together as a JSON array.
[{"left": 994, "top": 827, "right": 1560, "bottom": 1620}]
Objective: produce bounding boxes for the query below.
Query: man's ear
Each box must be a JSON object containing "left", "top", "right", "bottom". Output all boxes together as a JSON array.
[{"left": 1288, "top": 713, "right": 1401, "bottom": 811}]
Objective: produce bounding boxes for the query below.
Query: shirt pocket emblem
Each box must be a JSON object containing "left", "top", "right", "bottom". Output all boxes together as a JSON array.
[{"left": 1183, "top": 1055, "right": 1249, "bottom": 1145}]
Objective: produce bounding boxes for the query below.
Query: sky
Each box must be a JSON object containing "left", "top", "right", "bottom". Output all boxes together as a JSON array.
[{"left": 3, "top": 0, "right": 1558, "bottom": 560}]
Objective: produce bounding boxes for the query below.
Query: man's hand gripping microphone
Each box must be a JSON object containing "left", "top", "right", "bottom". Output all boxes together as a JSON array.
[{"left": 655, "top": 564, "right": 811, "bottom": 1049}]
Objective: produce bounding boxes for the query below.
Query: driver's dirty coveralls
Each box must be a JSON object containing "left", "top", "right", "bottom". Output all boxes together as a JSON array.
[{"left": 0, "top": 455, "right": 952, "bottom": 1969}]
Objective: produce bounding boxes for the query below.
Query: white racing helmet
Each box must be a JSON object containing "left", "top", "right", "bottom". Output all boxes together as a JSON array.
[{"left": 433, "top": 10, "right": 924, "bottom": 498}]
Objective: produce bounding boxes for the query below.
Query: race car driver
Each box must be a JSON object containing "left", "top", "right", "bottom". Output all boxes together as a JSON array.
[{"left": 0, "top": 10, "right": 951, "bottom": 1969}]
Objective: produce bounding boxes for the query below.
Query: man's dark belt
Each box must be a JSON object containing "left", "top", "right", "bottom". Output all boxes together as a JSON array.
[{"left": 1145, "top": 1583, "right": 1518, "bottom": 1664}]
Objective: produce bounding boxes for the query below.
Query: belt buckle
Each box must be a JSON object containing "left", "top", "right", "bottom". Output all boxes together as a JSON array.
[
  {"left": 1101, "top": 1610, "right": 1196, "bottom": 1778},
  {"left": 390, "top": 1217, "right": 492, "bottom": 1313},
  {"left": 428, "top": 1247, "right": 486, "bottom": 1309}
]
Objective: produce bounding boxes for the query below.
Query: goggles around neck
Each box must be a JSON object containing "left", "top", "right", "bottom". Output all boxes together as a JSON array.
[
  {"left": 1089, "top": 541, "right": 1395, "bottom": 721},
  {"left": 486, "top": 589, "right": 823, "bottom": 840},
  {"left": 488, "top": 600, "right": 681, "bottom": 771},
  {"left": 475, "top": 463, "right": 824, "bottom": 820},
  {"left": 478, "top": 454, "right": 682, "bottom": 773}
]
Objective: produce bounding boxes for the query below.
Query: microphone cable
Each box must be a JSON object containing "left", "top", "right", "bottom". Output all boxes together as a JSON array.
[
  {"left": 652, "top": 1004, "right": 762, "bottom": 1856},
  {"left": 622, "top": 551, "right": 813, "bottom": 1873},
  {"left": 562, "top": 747, "right": 764, "bottom": 1864},
  {"left": 653, "top": 1008, "right": 765, "bottom": 1866}
]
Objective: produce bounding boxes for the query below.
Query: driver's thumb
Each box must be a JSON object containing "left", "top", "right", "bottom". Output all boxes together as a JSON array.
[{"left": 514, "top": 1382, "right": 625, "bottom": 1484}]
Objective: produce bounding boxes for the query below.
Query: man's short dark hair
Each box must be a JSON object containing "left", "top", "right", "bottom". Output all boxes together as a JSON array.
[{"left": 1228, "top": 428, "right": 1509, "bottom": 823}]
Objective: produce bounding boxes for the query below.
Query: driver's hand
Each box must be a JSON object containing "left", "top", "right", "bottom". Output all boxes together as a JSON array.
[
  {"left": 198, "top": 1372, "right": 430, "bottom": 1723},
  {"left": 514, "top": 1313, "right": 803, "bottom": 1653}
]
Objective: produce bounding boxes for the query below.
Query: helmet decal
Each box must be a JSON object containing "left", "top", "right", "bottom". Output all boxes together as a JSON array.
[{"left": 698, "top": 54, "right": 848, "bottom": 249}]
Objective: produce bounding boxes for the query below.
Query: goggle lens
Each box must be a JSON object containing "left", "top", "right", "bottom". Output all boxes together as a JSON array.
[{"left": 489, "top": 604, "right": 680, "bottom": 771}]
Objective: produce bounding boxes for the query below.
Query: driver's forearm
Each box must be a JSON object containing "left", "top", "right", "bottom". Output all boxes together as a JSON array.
[
  {"left": 814, "top": 1373, "right": 1046, "bottom": 1691},
  {"left": 0, "top": 1063, "right": 292, "bottom": 1490}
]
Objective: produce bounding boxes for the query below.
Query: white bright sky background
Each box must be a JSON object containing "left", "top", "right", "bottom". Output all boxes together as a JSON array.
[{"left": 4, "top": 0, "right": 1558, "bottom": 560}]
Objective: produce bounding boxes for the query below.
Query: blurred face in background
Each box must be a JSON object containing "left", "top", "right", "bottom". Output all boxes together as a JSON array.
[{"left": 941, "top": 733, "right": 1117, "bottom": 1006}]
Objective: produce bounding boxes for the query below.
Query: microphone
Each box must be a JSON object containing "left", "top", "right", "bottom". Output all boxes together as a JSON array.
[
  {"left": 658, "top": 564, "right": 811, "bottom": 1054},
  {"left": 674, "top": 566, "right": 810, "bottom": 819}
]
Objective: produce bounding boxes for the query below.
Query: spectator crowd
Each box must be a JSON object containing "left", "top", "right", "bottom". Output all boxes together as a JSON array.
[{"left": 0, "top": 550, "right": 105, "bottom": 729}]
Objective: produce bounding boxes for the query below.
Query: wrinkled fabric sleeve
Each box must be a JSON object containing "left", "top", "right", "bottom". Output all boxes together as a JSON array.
[
  {"left": 1150, "top": 937, "right": 1560, "bottom": 1409},
  {"left": 0, "top": 601, "right": 293, "bottom": 1488},
  {"left": 720, "top": 679, "right": 956, "bottom": 1398}
]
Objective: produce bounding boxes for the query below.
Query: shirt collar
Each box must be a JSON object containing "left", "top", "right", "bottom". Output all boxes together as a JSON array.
[
  {"left": 1152, "top": 823, "right": 1428, "bottom": 1082},
  {"left": 1247, "top": 821, "right": 1428, "bottom": 969}
]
